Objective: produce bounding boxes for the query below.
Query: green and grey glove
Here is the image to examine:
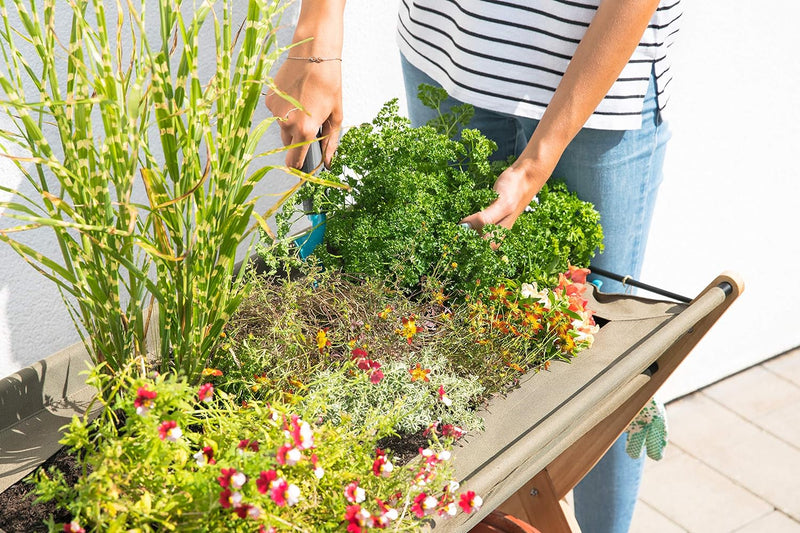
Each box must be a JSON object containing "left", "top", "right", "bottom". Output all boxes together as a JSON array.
[{"left": 625, "top": 397, "right": 668, "bottom": 460}]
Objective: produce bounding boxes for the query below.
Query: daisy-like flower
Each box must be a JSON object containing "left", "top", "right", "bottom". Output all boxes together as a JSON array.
[
  {"left": 157, "top": 420, "right": 182, "bottom": 442},
  {"left": 134, "top": 386, "right": 157, "bottom": 416},
  {"left": 409, "top": 363, "right": 430, "bottom": 382},
  {"left": 488, "top": 284, "right": 509, "bottom": 301},
  {"left": 372, "top": 449, "right": 394, "bottom": 477},
  {"left": 437, "top": 385, "right": 453, "bottom": 406},
  {"left": 63, "top": 521, "right": 85, "bottom": 533},
  {"left": 375, "top": 499, "right": 400, "bottom": 526},
  {"left": 193, "top": 446, "right": 216, "bottom": 466},
  {"left": 202, "top": 368, "right": 223, "bottom": 377},
  {"left": 440, "top": 502, "right": 459, "bottom": 517},
  {"left": 458, "top": 491, "right": 483, "bottom": 514},
  {"left": 344, "top": 480, "right": 366, "bottom": 504}
]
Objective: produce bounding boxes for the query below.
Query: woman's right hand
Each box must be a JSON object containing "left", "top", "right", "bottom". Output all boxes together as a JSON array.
[{"left": 264, "top": 0, "right": 346, "bottom": 169}]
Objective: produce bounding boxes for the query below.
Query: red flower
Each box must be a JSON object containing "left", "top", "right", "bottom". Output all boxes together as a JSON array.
[
  {"left": 134, "top": 387, "right": 157, "bottom": 415},
  {"left": 372, "top": 449, "right": 394, "bottom": 477},
  {"left": 369, "top": 368, "right": 384, "bottom": 384},
  {"left": 256, "top": 470, "right": 277, "bottom": 495},
  {"left": 566, "top": 265, "right": 590, "bottom": 285},
  {"left": 345, "top": 505, "right": 372, "bottom": 532},
  {"left": 458, "top": 491, "right": 483, "bottom": 514},
  {"left": 198, "top": 383, "right": 214, "bottom": 402},
  {"left": 218, "top": 468, "right": 237, "bottom": 488},
  {"left": 237, "top": 439, "right": 259, "bottom": 453},
  {"left": 345, "top": 480, "right": 366, "bottom": 504},
  {"left": 157, "top": 420, "right": 181, "bottom": 441},
  {"left": 219, "top": 488, "right": 232, "bottom": 508},
  {"left": 63, "top": 522, "right": 85, "bottom": 533},
  {"left": 411, "top": 493, "right": 432, "bottom": 518}
]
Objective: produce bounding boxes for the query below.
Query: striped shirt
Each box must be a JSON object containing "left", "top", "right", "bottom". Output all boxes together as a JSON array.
[{"left": 397, "top": 0, "right": 681, "bottom": 130}]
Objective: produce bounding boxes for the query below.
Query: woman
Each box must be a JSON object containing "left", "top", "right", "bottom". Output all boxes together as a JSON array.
[{"left": 266, "top": 1, "right": 679, "bottom": 530}]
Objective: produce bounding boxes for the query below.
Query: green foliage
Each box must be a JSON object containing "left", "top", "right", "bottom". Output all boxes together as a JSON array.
[
  {"left": 0, "top": 0, "right": 303, "bottom": 378},
  {"left": 35, "top": 365, "right": 466, "bottom": 532},
  {"left": 284, "top": 95, "right": 604, "bottom": 296},
  {"left": 310, "top": 348, "right": 484, "bottom": 435}
]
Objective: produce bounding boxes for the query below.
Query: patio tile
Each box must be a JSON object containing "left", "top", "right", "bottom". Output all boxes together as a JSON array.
[
  {"left": 630, "top": 500, "right": 686, "bottom": 533},
  {"left": 733, "top": 511, "right": 800, "bottom": 532},
  {"left": 703, "top": 365, "right": 800, "bottom": 421},
  {"left": 667, "top": 393, "right": 800, "bottom": 521},
  {"left": 759, "top": 399, "right": 800, "bottom": 449},
  {"left": 638, "top": 447, "right": 772, "bottom": 533},
  {"left": 764, "top": 348, "right": 800, "bottom": 388}
]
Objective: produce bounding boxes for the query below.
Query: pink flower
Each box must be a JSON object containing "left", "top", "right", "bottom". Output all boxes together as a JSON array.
[
  {"left": 134, "top": 386, "right": 157, "bottom": 416},
  {"left": 63, "top": 521, "right": 85, "bottom": 533},
  {"left": 198, "top": 383, "right": 214, "bottom": 402},
  {"left": 256, "top": 470, "right": 277, "bottom": 495},
  {"left": 438, "top": 385, "right": 453, "bottom": 407},
  {"left": 372, "top": 449, "right": 393, "bottom": 477},
  {"left": 344, "top": 480, "right": 366, "bottom": 503},
  {"left": 369, "top": 368, "right": 384, "bottom": 384},
  {"left": 157, "top": 420, "right": 181, "bottom": 442},
  {"left": 458, "top": 491, "right": 483, "bottom": 514}
]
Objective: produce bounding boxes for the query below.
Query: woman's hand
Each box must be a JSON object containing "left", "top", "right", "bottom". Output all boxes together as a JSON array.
[
  {"left": 264, "top": 0, "right": 346, "bottom": 168},
  {"left": 460, "top": 159, "right": 548, "bottom": 233},
  {"left": 265, "top": 59, "right": 342, "bottom": 168}
]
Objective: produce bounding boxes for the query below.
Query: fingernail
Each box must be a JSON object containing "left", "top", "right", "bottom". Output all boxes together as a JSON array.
[{"left": 459, "top": 222, "right": 472, "bottom": 230}]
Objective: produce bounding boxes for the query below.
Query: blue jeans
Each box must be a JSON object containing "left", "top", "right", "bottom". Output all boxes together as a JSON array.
[{"left": 402, "top": 54, "right": 666, "bottom": 532}]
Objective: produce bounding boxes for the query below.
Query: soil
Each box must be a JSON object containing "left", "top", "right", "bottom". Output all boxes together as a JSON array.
[{"left": 0, "top": 447, "right": 77, "bottom": 533}]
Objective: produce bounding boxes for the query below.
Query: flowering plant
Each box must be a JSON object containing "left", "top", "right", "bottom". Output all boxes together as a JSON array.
[{"left": 35, "top": 365, "right": 482, "bottom": 531}]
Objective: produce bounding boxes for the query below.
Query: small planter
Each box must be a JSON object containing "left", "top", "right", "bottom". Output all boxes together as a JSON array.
[{"left": 0, "top": 272, "right": 742, "bottom": 532}]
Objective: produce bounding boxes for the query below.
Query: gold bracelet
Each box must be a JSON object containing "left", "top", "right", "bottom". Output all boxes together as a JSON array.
[{"left": 286, "top": 56, "right": 342, "bottom": 63}]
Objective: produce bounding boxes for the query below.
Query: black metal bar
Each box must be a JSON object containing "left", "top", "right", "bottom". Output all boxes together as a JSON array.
[{"left": 588, "top": 266, "right": 692, "bottom": 303}]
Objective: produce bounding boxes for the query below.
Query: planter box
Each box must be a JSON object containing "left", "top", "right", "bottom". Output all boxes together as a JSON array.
[
  {"left": 430, "top": 272, "right": 742, "bottom": 532},
  {"left": 0, "top": 272, "right": 742, "bottom": 532}
]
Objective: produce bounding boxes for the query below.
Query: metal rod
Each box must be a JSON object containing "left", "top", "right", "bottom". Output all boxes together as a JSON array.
[{"left": 588, "top": 266, "right": 692, "bottom": 303}]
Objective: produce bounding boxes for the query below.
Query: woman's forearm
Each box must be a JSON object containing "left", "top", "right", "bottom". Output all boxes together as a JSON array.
[
  {"left": 291, "top": 0, "right": 346, "bottom": 57},
  {"left": 516, "top": 0, "right": 661, "bottom": 185}
]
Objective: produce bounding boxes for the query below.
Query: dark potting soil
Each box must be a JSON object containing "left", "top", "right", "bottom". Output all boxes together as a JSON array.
[{"left": 0, "top": 447, "right": 77, "bottom": 533}]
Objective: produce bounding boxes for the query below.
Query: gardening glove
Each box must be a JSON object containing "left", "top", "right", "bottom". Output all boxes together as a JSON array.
[{"left": 625, "top": 397, "right": 668, "bottom": 460}]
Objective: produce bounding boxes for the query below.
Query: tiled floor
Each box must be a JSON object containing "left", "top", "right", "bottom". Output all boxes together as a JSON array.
[{"left": 630, "top": 348, "right": 800, "bottom": 532}]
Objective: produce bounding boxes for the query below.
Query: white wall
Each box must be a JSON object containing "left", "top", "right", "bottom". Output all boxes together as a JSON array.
[{"left": 2, "top": 0, "right": 798, "bottom": 399}]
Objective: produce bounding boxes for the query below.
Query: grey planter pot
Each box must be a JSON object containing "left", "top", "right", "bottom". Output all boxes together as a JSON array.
[{"left": 0, "top": 272, "right": 743, "bottom": 533}]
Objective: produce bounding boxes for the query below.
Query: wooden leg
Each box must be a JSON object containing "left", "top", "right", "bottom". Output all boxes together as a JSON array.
[{"left": 496, "top": 468, "right": 574, "bottom": 533}]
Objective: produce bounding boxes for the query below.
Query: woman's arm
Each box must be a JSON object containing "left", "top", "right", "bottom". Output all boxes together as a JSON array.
[
  {"left": 461, "top": 0, "right": 661, "bottom": 231},
  {"left": 265, "top": 0, "right": 347, "bottom": 168}
]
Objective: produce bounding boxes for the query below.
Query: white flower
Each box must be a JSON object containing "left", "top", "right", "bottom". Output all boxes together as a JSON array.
[
  {"left": 193, "top": 450, "right": 206, "bottom": 466},
  {"left": 286, "top": 483, "right": 301, "bottom": 506},
  {"left": 314, "top": 466, "right": 325, "bottom": 479},
  {"left": 286, "top": 447, "right": 302, "bottom": 466},
  {"left": 423, "top": 495, "right": 438, "bottom": 510},
  {"left": 231, "top": 472, "right": 247, "bottom": 489},
  {"left": 443, "top": 502, "right": 458, "bottom": 517},
  {"left": 167, "top": 426, "right": 182, "bottom": 442},
  {"left": 437, "top": 450, "right": 452, "bottom": 461},
  {"left": 448, "top": 480, "right": 461, "bottom": 492}
]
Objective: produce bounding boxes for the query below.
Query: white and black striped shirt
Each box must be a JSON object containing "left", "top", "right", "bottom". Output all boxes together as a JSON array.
[{"left": 397, "top": 0, "right": 681, "bottom": 130}]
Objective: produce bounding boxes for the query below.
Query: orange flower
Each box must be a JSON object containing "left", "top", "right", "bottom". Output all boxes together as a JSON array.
[
  {"left": 202, "top": 368, "right": 223, "bottom": 377},
  {"left": 378, "top": 305, "right": 394, "bottom": 320},
  {"left": 508, "top": 362, "right": 525, "bottom": 373},
  {"left": 409, "top": 363, "right": 431, "bottom": 382},
  {"left": 566, "top": 265, "right": 590, "bottom": 285},
  {"left": 489, "top": 284, "right": 509, "bottom": 301}
]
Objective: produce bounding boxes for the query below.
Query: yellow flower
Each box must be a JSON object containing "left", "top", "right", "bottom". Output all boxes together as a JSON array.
[
  {"left": 316, "top": 329, "right": 331, "bottom": 353},
  {"left": 409, "top": 363, "right": 431, "bottom": 382}
]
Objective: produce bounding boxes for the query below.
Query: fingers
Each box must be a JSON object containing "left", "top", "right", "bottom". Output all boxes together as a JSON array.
[{"left": 320, "top": 116, "right": 341, "bottom": 168}]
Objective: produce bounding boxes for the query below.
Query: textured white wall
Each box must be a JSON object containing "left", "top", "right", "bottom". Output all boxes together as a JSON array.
[{"left": 2, "top": 0, "right": 798, "bottom": 400}]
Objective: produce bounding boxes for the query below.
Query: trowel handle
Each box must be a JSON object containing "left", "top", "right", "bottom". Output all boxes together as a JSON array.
[{"left": 300, "top": 132, "right": 324, "bottom": 175}]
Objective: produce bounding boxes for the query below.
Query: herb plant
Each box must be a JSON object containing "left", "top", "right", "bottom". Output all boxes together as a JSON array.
[{"left": 283, "top": 94, "right": 604, "bottom": 296}]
